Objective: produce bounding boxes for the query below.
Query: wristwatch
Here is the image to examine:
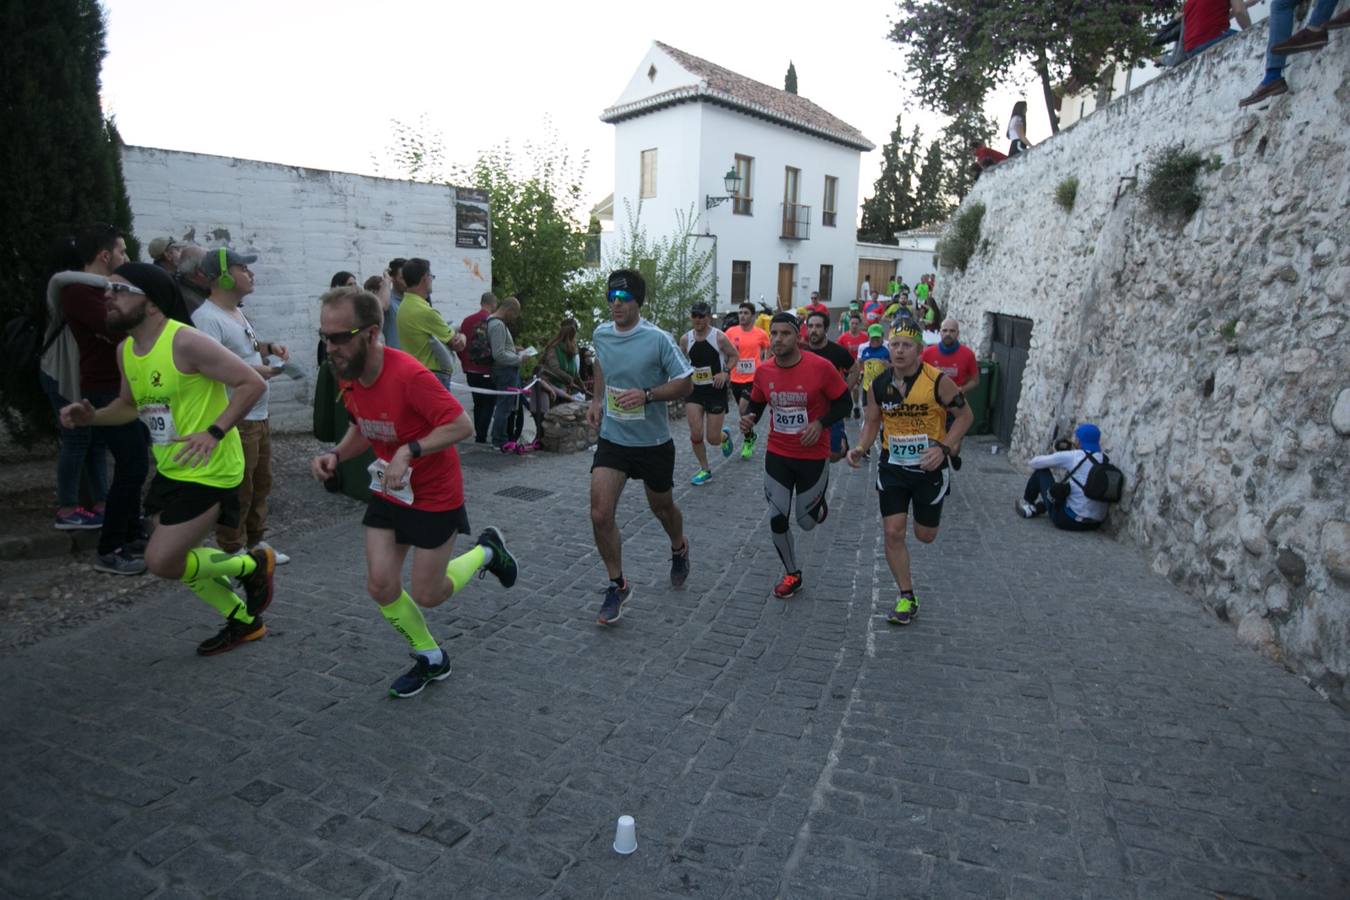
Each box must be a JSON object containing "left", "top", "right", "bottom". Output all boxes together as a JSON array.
[
  {"left": 643, "top": 388, "right": 654, "bottom": 404},
  {"left": 408, "top": 440, "right": 423, "bottom": 458},
  {"left": 206, "top": 424, "right": 225, "bottom": 440}
]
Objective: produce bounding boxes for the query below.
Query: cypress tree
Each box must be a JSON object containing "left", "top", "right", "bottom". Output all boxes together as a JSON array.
[
  {"left": 784, "top": 62, "right": 798, "bottom": 94},
  {"left": 0, "top": 0, "right": 137, "bottom": 441},
  {"left": 858, "top": 116, "right": 921, "bottom": 243},
  {"left": 912, "top": 140, "right": 952, "bottom": 228}
]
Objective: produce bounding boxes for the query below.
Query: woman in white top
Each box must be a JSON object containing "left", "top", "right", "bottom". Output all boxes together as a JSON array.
[{"left": 1007, "top": 101, "right": 1033, "bottom": 156}]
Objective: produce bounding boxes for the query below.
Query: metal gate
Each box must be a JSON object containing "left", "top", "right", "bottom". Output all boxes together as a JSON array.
[{"left": 988, "top": 314, "right": 1034, "bottom": 446}]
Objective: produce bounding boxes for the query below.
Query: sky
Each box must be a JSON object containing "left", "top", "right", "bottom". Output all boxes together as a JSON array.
[{"left": 100, "top": 0, "right": 1049, "bottom": 223}]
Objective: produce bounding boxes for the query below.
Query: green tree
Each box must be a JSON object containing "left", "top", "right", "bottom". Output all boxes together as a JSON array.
[
  {"left": 940, "top": 108, "right": 996, "bottom": 203},
  {"left": 0, "top": 0, "right": 138, "bottom": 443},
  {"left": 858, "top": 115, "right": 922, "bottom": 243},
  {"left": 604, "top": 202, "right": 715, "bottom": 335},
  {"left": 890, "top": 0, "right": 1172, "bottom": 134},
  {"left": 912, "top": 140, "right": 952, "bottom": 227},
  {"left": 785, "top": 61, "right": 798, "bottom": 94}
]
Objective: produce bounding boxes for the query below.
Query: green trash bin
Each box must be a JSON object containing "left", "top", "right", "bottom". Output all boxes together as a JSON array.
[{"left": 965, "top": 360, "right": 997, "bottom": 435}]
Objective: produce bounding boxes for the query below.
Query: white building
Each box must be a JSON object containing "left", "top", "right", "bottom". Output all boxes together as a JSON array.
[{"left": 601, "top": 41, "right": 873, "bottom": 312}]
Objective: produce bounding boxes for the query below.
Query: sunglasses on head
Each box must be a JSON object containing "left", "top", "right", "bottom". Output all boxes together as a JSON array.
[
  {"left": 608, "top": 290, "right": 637, "bottom": 303},
  {"left": 107, "top": 282, "right": 146, "bottom": 296},
  {"left": 318, "top": 325, "right": 370, "bottom": 345}
]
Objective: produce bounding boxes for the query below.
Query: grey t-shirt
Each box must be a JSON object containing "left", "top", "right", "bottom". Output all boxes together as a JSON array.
[{"left": 191, "top": 300, "right": 269, "bottom": 421}]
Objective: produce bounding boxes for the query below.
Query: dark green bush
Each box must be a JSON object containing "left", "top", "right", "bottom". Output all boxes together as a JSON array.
[
  {"left": 1055, "top": 176, "right": 1078, "bottom": 212},
  {"left": 1142, "top": 145, "right": 1221, "bottom": 219},
  {"left": 938, "top": 202, "right": 985, "bottom": 273}
]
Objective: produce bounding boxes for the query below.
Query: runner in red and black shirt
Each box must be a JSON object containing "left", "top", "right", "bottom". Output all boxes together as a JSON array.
[
  {"left": 741, "top": 312, "right": 850, "bottom": 599},
  {"left": 309, "top": 286, "right": 519, "bottom": 699}
]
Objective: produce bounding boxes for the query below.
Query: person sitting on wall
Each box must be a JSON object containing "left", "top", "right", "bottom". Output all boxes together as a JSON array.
[
  {"left": 1016, "top": 423, "right": 1110, "bottom": 531},
  {"left": 970, "top": 140, "right": 1008, "bottom": 172},
  {"left": 1238, "top": 0, "right": 1350, "bottom": 107}
]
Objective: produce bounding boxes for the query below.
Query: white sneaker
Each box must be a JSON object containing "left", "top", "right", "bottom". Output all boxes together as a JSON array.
[
  {"left": 1015, "top": 499, "right": 1038, "bottom": 519},
  {"left": 251, "top": 540, "right": 290, "bottom": 566}
]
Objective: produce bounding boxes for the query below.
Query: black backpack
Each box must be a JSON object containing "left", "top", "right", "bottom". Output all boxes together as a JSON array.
[
  {"left": 1058, "top": 451, "right": 1126, "bottom": 504},
  {"left": 2, "top": 312, "right": 62, "bottom": 399},
  {"left": 468, "top": 318, "right": 493, "bottom": 365}
]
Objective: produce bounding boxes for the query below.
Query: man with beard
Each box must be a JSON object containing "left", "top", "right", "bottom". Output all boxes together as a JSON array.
[
  {"left": 60, "top": 263, "right": 277, "bottom": 656},
  {"left": 310, "top": 287, "right": 517, "bottom": 698},
  {"left": 803, "top": 310, "right": 859, "bottom": 463},
  {"left": 740, "top": 313, "right": 850, "bottom": 599}
]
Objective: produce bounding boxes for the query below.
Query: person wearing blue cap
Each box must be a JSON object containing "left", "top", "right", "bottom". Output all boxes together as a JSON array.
[{"left": 1016, "top": 423, "right": 1109, "bottom": 530}]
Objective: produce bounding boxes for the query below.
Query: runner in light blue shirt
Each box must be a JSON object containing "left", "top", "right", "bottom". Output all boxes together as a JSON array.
[{"left": 586, "top": 269, "right": 695, "bottom": 627}]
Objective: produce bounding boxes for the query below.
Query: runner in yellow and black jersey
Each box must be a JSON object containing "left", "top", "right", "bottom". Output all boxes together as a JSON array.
[{"left": 847, "top": 321, "right": 972, "bottom": 625}]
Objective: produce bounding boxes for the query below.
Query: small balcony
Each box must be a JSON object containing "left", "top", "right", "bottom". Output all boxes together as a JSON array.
[{"left": 780, "top": 202, "right": 811, "bottom": 240}]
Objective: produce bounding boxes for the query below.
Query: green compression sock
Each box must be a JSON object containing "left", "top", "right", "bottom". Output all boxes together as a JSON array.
[
  {"left": 182, "top": 547, "right": 256, "bottom": 582},
  {"left": 380, "top": 590, "right": 438, "bottom": 653},
  {"left": 445, "top": 544, "right": 487, "bottom": 594},
  {"left": 182, "top": 571, "right": 251, "bottom": 622}
]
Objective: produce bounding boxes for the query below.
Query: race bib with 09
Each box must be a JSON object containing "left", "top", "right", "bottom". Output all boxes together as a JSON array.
[{"left": 138, "top": 404, "right": 178, "bottom": 446}]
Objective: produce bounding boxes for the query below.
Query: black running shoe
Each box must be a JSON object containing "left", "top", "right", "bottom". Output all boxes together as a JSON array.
[
  {"left": 239, "top": 546, "right": 276, "bottom": 618},
  {"left": 670, "top": 539, "right": 690, "bottom": 588},
  {"left": 197, "top": 615, "right": 266, "bottom": 656},
  {"left": 476, "top": 526, "right": 517, "bottom": 588},
  {"left": 598, "top": 581, "right": 632, "bottom": 626},
  {"left": 388, "top": 652, "right": 452, "bottom": 698}
]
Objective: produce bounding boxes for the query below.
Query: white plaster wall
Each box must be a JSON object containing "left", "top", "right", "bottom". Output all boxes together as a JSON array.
[
  {"left": 610, "top": 100, "right": 865, "bottom": 311},
  {"left": 121, "top": 147, "right": 491, "bottom": 430},
  {"left": 612, "top": 44, "right": 699, "bottom": 107},
  {"left": 938, "top": 26, "right": 1350, "bottom": 702}
]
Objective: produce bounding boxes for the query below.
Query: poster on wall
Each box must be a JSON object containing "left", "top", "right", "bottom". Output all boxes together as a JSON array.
[{"left": 454, "top": 187, "right": 490, "bottom": 249}]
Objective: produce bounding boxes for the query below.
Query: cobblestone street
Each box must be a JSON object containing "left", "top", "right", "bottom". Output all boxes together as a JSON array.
[{"left": 2, "top": 425, "right": 1347, "bottom": 899}]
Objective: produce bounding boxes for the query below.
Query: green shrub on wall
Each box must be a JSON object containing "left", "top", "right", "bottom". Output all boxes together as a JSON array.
[
  {"left": 938, "top": 202, "right": 985, "bottom": 272},
  {"left": 1143, "top": 145, "right": 1221, "bottom": 219},
  {"left": 1054, "top": 176, "right": 1078, "bottom": 212}
]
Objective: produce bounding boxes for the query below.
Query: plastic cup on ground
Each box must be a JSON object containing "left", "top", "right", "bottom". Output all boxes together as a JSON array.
[{"left": 613, "top": 815, "right": 637, "bottom": 854}]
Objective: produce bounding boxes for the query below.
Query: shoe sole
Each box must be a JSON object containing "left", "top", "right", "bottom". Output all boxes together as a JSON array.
[
  {"left": 1239, "top": 86, "right": 1288, "bottom": 107},
  {"left": 480, "top": 526, "right": 517, "bottom": 588},
  {"left": 887, "top": 614, "right": 915, "bottom": 626},
  {"left": 773, "top": 583, "right": 802, "bottom": 599},
  {"left": 197, "top": 622, "right": 267, "bottom": 656},
  {"left": 55, "top": 523, "right": 102, "bottom": 531},
  {"left": 389, "top": 664, "right": 452, "bottom": 698},
  {"left": 1272, "top": 39, "right": 1328, "bottom": 54},
  {"left": 93, "top": 561, "right": 147, "bottom": 576},
  {"left": 249, "top": 549, "right": 277, "bottom": 617},
  {"left": 598, "top": 590, "right": 633, "bottom": 626}
]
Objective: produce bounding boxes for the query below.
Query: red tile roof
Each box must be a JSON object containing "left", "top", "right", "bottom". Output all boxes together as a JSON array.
[{"left": 601, "top": 42, "right": 874, "bottom": 152}]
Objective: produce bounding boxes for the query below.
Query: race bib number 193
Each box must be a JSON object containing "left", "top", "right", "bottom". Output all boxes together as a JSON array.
[{"left": 736, "top": 358, "right": 755, "bottom": 375}]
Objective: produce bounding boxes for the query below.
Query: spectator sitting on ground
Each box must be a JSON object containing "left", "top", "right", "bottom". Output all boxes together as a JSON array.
[
  {"left": 1239, "top": 0, "right": 1350, "bottom": 107},
  {"left": 1016, "top": 423, "right": 1109, "bottom": 531},
  {"left": 529, "top": 318, "right": 587, "bottom": 447}
]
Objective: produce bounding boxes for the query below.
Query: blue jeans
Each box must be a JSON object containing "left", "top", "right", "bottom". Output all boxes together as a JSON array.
[
  {"left": 40, "top": 372, "right": 107, "bottom": 508},
  {"left": 1268, "top": 0, "right": 1340, "bottom": 74},
  {"left": 86, "top": 390, "right": 150, "bottom": 554},
  {"left": 489, "top": 365, "right": 521, "bottom": 447},
  {"left": 1184, "top": 29, "right": 1235, "bottom": 60},
  {"left": 1023, "top": 469, "right": 1102, "bottom": 532}
]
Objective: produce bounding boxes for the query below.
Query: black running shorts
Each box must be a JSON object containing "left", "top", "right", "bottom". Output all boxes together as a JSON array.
[
  {"left": 730, "top": 381, "right": 755, "bottom": 407},
  {"left": 591, "top": 437, "right": 676, "bottom": 493},
  {"left": 363, "top": 496, "right": 470, "bottom": 549},
  {"left": 687, "top": 385, "right": 729, "bottom": 415},
  {"left": 144, "top": 472, "right": 241, "bottom": 528},
  {"left": 876, "top": 463, "right": 950, "bottom": 528}
]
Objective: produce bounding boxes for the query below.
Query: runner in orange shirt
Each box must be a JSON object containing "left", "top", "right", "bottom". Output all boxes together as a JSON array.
[{"left": 726, "top": 301, "right": 771, "bottom": 460}]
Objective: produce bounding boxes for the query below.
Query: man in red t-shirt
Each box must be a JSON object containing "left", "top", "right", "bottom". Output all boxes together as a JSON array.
[
  {"left": 457, "top": 291, "right": 498, "bottom": 443},
  {"left": 311, "top": 287, "right": 519, "bottom": 699},
  {"left": 837, "top": 313, "right": 869, "bottom": 418},
  {"left": 921, "top": 318, "right": 979, "bottom": 393},
  {"left": 1181, "top": 0, "right": 1250, "bottom": 57},
  {"left": 741, "top": 312, "right": 850, "bottom": 599}
]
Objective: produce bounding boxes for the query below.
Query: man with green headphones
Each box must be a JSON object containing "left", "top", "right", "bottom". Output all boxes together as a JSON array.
[{"left": 195, "top": 248, "right": 291, "bottom": 566}]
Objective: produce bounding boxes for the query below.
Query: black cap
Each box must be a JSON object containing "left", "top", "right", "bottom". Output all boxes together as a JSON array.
[
  {"left": 114, "top": 262, "right": 192, "bottom": 325},
  {"left": 607, "top": 269, "right": 645, "bottom": 305}
]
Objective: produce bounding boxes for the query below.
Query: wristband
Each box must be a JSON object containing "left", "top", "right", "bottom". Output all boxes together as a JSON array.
[
  {"left": 937, "top": 442, "right": 951, "bottom": 457},
  {"left": 207, "top": 424, "right": 226, "bottom": 440},
  {"left": 408, "top": 440, "right": 423, "bottom": 459},
  {"left": 327, "top": 447, "right": 341, "bottom": 463}
]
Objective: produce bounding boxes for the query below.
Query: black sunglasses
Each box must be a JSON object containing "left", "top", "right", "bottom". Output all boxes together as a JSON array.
[{"left": 318, "top": 325, "right": 370, "bottom": 345}]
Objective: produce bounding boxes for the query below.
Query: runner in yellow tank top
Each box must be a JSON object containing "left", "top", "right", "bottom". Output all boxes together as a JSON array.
[
  {"left": 847, "top": 321, "right": 972, "bottom": 626},
  {"left": 60, "top": 263, "right": 276, "bottom": 657}
]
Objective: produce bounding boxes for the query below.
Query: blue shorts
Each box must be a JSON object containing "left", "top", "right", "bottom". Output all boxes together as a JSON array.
[{"left": 829, "top": 420, "right": 847, "bottom": 454}]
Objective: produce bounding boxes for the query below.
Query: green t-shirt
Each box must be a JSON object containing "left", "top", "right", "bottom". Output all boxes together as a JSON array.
[
  {"left": 395, "top": 291, "right": 455, "bottom": 373},
  {"left": 915, "top": 283, "right": 929, "bottom": 302}
]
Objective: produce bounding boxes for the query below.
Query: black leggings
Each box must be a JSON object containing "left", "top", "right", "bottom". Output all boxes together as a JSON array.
[{"left": 763, "top": 452, "right": 829, "bottom": 573}]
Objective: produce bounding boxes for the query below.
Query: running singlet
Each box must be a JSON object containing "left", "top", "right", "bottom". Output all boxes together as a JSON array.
[
  {"left": 750, "top": 352, "right": 848, "bottom": 461},
  {"left": 858, "top": 344, "right": 890, "bottom": 391},
  {"left": 122, "top": 318, "right": 244, "bottom": 488},
  {"left": 726, "top": 325, "right": 770, "bottom": 384},
  {"left": 839, "top": 331, "right": 867, "bottom": 360},
  {"left": 341, "top": 348, "right": 465, "bottom": 511},
  {"left": 683, "top": 327, "right": 727, "bottom": 388},
  {"left": 871, "top": 363, "right": 949, "bottom": 468}
]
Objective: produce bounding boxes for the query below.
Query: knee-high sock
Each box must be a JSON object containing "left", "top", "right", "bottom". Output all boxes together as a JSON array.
[
  {"left": 380, "top": 589, "right": 438, "bottom": 652},
  {"left": 445, "top": 544, "right": 487, "bottom": 595},
  {"left": 183, "top": 547, "right": 257, "bottom": 581},
  {"left": 181, "top": 555, "right": 251, "bottom": 622}
]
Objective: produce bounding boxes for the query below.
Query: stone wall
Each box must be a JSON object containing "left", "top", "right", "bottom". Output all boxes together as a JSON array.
[
  {"left": 121, "top": 147, "right": 492, "bottom": 429},
  {"left": 938, "top": 27, "right": 1349, "bottom": 704}
]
